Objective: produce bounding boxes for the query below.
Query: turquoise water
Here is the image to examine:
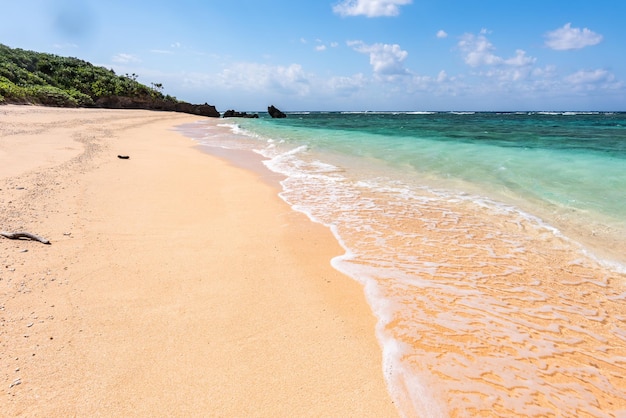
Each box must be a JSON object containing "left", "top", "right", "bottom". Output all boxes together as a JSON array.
[
  {"left": 242, "top": 111, "right": 625, "bottom": 233},
  {"left": 180, "top": 112, "right": 626, "bottom": 417}
]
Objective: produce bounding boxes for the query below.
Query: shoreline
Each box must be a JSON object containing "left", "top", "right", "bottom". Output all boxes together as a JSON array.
[
  {"left": 205, "top": 112, "right": 626, "bottom": 416},
  {"left": 0, "top": 105, "right": 396, "bottom": 416}
]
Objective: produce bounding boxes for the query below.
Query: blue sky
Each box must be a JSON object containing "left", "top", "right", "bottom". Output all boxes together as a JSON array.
[{"left": 2, "top": 0, "right": 625, "bottom": 111}]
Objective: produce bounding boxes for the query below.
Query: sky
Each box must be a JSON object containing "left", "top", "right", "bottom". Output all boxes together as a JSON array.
[{"left": 2, "top": 0, "right": 625, "bottom": 111}]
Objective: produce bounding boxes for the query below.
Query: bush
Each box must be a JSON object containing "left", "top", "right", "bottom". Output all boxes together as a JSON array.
[
  {"left": 0, "top": 43, "right": 188, "bottom": 109},
  {"left": 0, "top": 77, "right": 27, "bottom": 101},
  {"left": 25, "top": 85, "right": 79, "bottom": 107},
  {"left": 68, "top": 88, "right": 94, "bottom": 106}
]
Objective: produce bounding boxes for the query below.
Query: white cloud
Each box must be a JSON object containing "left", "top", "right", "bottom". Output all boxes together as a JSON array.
[
  {"left": 504, "top": 49, "right": 536, "bottom": 67},
  {"left": 458, "top": 33, "right": 536, "bottom": 69},
  {"left": 531, "top": 65, "right": 558, "bottom": 79},
  {"left": 458, "top": 33, "right": 502, "bottom": 67},
  {"left": 333, "top": 0, "right": 412, "bottom": 17},
  {"left": 544, "top": 23, "right": 603, "bottom": 50},
  {"left": 436, "top": 30, "right": 448, "bottom": 39},
  {"left": 315, "top": 45, "right": 327, "bottom": 52},
  {"left": 455, "top": 31, "right": 542, "bottom": 87},
  {"left": 112, "top": 53, "right": 140, "bottom": 63},
  {"left": 217, "top": 62, "right": 311, "bottom": 96},
  {"left": 564, "top": 69, "right": 624, "bottom": 92},
  {"left": 143, "top": 30, "right": 623, "bottom": 111},
  {"left": 566, "top": 69, "right": 611, "bottom": 84},
  {"left": 328, "top": 73, "right": 367, "bottom": 96},
  {"left": 348, "top": 40, "right": 409, "bottom": 76}
]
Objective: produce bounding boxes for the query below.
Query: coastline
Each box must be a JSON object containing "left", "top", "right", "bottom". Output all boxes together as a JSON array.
[
  {"left": 206, "top": 112, "right": 626, "bottom": 416},
  {"left": 0, "top": 105, "right": 396, "bottom": 416}
]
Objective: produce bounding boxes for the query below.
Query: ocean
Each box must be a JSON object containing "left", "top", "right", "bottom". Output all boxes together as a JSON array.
[{"left": 179, "top": 111, "right": 626, "bottom": 417}]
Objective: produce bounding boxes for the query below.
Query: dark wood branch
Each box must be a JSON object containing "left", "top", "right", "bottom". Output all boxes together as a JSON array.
[{"left": 0, "top": 231, "right": 50, "bottom": 245}]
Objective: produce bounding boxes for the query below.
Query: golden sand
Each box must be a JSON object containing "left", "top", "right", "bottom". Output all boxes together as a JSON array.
[{"left": 0, "top": 105, "right": 396, "bottom": 417}]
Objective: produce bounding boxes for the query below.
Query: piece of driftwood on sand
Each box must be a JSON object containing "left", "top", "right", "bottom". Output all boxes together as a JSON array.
[{"left": 0, "top": 231, "right": 51, "bottom": 244}]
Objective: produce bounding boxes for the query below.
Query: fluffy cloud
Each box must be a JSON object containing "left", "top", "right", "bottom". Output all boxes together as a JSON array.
[
  {"left": 458, "top": 32, "right": 536, "bottom": 69},
  {"left": 333, "top": 0, "right": 412, "bottom": 17},
  {"left": 436, "top": 30, "right": 448, "bottom": 39},
  {"left": 458, "top": 33, "right": 501, "bottom": 67},
  {"left": 348, "top": 40, "right": 409, "bottom": 76},
  {"left": 504, "top": 49, "right": 536, "bottom": 67},
  {"left": 544, "top": 23, "right": 603, "bottom": 50}
]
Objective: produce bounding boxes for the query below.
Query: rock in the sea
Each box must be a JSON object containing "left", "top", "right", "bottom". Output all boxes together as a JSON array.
[
  {"left": 222, "top": 110, "right": 259, "bottom": 118},
  {"left": 268, "top": 105, "right": 286, "bottom": 118}
]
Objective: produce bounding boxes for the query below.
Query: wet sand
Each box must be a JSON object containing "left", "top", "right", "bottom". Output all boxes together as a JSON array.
[{"left": 0, "top": 105, "right": 397, "bottom": 417}]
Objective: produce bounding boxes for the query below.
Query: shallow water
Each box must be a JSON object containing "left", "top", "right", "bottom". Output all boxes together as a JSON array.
[{"left": 178, "top": 112, "right": 626, "bottom": 417}]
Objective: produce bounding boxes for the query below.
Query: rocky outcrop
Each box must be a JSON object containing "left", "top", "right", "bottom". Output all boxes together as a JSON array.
[
  {"left": 174, "top": 102, "right": 220, "bottom": 118},
  {"left": 268, "top": 105, "right": 286, "bottom": 118},
  {"left": 223, "top": 109, "right": 259, "bottom": 118},
  {"left": 94, "top": 96, "right": 220, "bottom": 117}
]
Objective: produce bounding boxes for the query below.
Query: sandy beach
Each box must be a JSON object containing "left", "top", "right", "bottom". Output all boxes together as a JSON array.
[{"left": 0, "top": 105, "right": 396, "bottom": 416}]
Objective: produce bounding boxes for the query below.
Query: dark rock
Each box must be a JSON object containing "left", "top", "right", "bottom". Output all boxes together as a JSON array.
[
  {"left": 268, "top": 105, "right": 286, "bottom": 118},
  {"left": 174, "top": 102, "right": 220, "bottom": 118},
  {"left": 93, "top": 97, "right": 220, "bottom": 118},
  {"left": 223, "top": 109, "right": 259, "bottom": 118}
]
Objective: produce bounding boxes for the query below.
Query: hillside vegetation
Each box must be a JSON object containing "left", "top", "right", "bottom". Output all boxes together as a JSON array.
[{"left": 0, "top": 44, "right": 218, "bottom": 116}]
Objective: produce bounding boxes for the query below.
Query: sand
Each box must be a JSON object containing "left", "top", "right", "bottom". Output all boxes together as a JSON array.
[{"left": 0, "top": 105, "right": 397, "bottom": 417}]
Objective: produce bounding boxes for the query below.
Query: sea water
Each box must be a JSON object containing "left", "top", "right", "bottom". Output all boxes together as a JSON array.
[{"left": 179, "top": 112, "right": 626, "bottom": 417}]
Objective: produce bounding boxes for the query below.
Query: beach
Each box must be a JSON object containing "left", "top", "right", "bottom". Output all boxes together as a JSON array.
[
  {"left": 192, "top": 112, "right": 626, "bottom": 417},
  {"left": 0, "top": 105, "right": 396, "bottom": 416}
]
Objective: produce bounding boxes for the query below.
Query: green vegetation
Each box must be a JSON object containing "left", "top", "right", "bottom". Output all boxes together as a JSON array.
[{"left": 0, "top": 43, "right": 178, "bottom": 107}]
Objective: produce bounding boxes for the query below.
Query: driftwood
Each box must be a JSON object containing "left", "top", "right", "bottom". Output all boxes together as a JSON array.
[
  {"left": 0, "top": 231, "right": 50, "bottom": 245},
  {"left": 117, "top": 155, "right": 130, "bottom": 159}
]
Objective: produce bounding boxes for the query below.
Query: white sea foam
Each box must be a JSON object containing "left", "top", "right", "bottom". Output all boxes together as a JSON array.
[{"left": 261, "top": 140, "right": 626, "bottom": 414}]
